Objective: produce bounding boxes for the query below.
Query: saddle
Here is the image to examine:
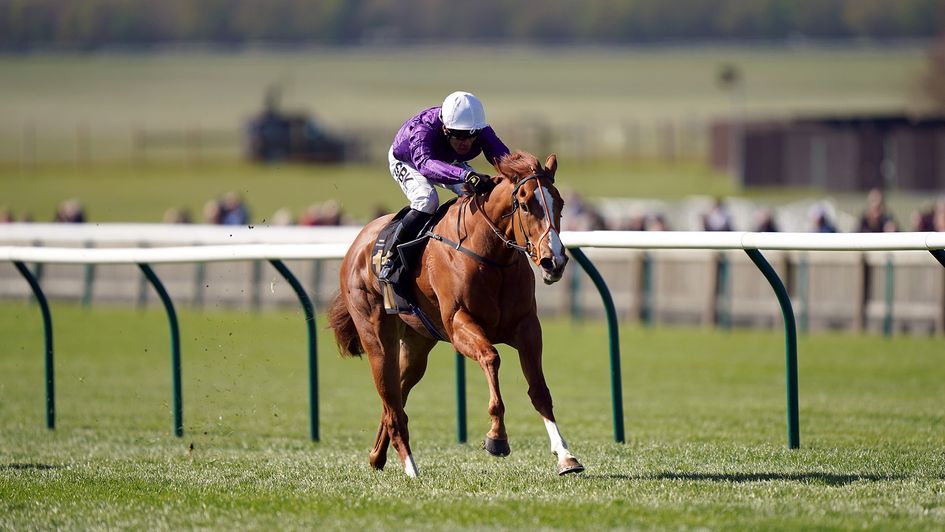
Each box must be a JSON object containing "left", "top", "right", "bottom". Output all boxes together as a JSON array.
[{"left": 371, "top": 198, "right": 457, "bottom": 316}]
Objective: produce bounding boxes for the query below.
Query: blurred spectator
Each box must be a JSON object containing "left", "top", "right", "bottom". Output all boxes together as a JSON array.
[
  {"left": 318, "top": 199, "right": 342, "bottom": 225},
  {"left": 203, "top": 199, "right": 223, "bottom": 224},
  {"left": 910, "top": 199, "right": 945, "bottom": 231},
  {"left": 299, "top": 200, "right": 344, "bottom": 226},
  {"left": 646, "top": 213, "right": 669, "bottom": 231},
  {"left": 270, "top": 208, "right": 294, "bottom": 226},
  {"left": 0, "top": 206, "right": 13, "bottom": 223},
  {"left": 702, "top": 197, "right": 733, "bottom": 231},
  {"left": 298, "top": 204, "right": 320, "bottom": 226},
  {"left": 810, "top": 203, "right": 837, "bottom": 233},
  {"left": 753, "top": 208, "right": 779, "bottom": 232},
  {"left": 911, "top": 206, "right": 934, "bottom": 231},
  {"left": 163, "top": 207, "right": 192, "bottom": 224},
  {"left": 561, "top": 190, "right": 607, "bottom": 231},
  {"left": 220, "top": 191, "right": 250, "bottom": 225},
  {"left": 54, "top": 198, "right": 86, "bottom": 223},
  {"left": 622, "top": 214, "right": 646, "bottom": 231},
  {"left": 857, "top": 187, "right": 897, "bottom": 232},
  {"left": 935, "top": 199, "right": 945, "bottom": 232}
]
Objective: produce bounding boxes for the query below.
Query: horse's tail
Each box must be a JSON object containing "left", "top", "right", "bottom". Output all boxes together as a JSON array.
[{"left": 327, "top": 290, "right": 363, "bottom": 358}]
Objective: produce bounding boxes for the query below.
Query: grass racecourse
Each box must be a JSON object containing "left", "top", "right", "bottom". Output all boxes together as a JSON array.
[
  {"left": 2, "top": 44, "right": 944, "bottom": 529},
  {"left": 1, "top": 301, "right": 943, "bottom": 530}
]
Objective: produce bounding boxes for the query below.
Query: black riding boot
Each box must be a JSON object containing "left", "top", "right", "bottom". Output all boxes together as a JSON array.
[{"left": 378, "top": 208, "right": 432, "bottom": 283}]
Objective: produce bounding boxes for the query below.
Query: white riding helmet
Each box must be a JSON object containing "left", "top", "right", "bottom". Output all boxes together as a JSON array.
[{"left": 440, "top": 91, "right": 487, "bottom": 132}]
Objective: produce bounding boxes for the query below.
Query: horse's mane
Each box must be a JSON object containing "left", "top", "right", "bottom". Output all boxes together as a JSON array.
[{"left": 496, "top": 151, "right": 541, "bottom": 181}]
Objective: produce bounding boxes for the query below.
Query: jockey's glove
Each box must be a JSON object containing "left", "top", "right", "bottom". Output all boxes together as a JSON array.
[{"left": 465, "top": 171, "right": 495, "bottom": 195}]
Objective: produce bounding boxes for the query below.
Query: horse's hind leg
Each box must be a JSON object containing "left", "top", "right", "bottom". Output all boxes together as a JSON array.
[
  {"left": 514, "top": 316, "right": 584, "bottom": 475},
  {"left": 369, "top": 329, "right": 436, "bottom": 473},
  {"left": 451, "top": 309, "right": 510, "bottom": 456},
  {"left": 352, "top": 311, "right": 419, "bottom": 477}
]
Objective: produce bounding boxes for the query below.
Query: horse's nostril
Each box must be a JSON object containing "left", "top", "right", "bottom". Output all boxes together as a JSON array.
[{"left": 540, "top": 257, "right": 555, "bottom": 271}]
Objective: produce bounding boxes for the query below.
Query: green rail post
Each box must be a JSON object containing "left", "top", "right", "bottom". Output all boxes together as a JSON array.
[
  {"left": 455, "top": 352, "right": 467, "bottom": 443},
  {"left": 569, "top": 247, "right": 625, "bottom": 443},
  {"left": 744, "top": 249, "right": 800, "bottom": 449},
  {"left": 13, "top": 261, "right": 55, "bottom": 430},
  {"left": 716, "top": 252, "right": 731, "bottom": 329},
  {"left": 883, "top": 254, "right": 894, "bottom": 337},
  {"left": 640, "top": 251, "right": 653, "bottom": 327},
  {"left": 797, "top": 253, "right": 809, "bottom": 334},
  {"left": 82, "top": 242, "right": 95, "bottom": 308},
  {"left": 138, "top": 263, "right": 184, "bottom": 437},
  {"left": 269, "top": 259, "right": 319, "bottom": 442}
]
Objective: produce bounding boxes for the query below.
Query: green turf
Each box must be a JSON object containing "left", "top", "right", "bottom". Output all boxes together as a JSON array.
[{"left": 1, "top": 301, "right": 942, "bottom": 529}]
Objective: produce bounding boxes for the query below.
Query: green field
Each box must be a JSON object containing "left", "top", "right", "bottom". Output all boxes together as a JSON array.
[
  {"left": 1, "top": 301, "right": 943, "bottom": 529},
  {"left": 0, "top": 44, "right": 929, "bottom": 162}
]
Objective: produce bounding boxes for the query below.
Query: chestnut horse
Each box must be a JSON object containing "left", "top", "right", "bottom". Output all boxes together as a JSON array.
[{"left": 328, "top": 151, "right": 583, "bottom": 477}]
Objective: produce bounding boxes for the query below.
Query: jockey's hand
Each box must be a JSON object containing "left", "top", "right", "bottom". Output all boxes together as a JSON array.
[{"left": 464, "top": 171, "right": 495, "bottom": 195}]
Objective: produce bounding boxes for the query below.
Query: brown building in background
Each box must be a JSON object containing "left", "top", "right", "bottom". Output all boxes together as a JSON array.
[{"left": 712, "top": 115, "right": 945, "bottom": 192}]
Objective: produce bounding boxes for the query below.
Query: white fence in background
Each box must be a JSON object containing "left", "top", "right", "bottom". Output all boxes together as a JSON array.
[{"left": 2, "top": 224, "right": 944, "bottom": 335}]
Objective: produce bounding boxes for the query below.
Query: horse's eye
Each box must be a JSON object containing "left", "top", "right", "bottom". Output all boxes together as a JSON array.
[{"left": 520, "top": 201, "right": 530, "bottom": 213}]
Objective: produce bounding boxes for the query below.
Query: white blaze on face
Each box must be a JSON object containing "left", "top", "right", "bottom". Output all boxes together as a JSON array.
[{"left": 539, "top": 185, "right": 566, "bottom": 261}]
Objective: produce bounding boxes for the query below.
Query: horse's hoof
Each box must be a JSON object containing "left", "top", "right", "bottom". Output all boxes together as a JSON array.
[
  {"left": 556, "top": 457, "right": 585, "bottom": 475},
  {"left": 483, "top": 436, "right": 511, "bottom": 457},
  {"left": 369, "top": 452, "right": 387, "bottom": 471}
]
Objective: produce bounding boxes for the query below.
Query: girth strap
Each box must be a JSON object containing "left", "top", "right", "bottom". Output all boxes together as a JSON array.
[{"left": 408, "top": 304, "right": 448, "bottom": 342}]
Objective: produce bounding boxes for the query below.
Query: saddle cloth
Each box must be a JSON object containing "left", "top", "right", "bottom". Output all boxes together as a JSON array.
[{"left": 371, "top": 198, "right": 457, "bottom": 314}]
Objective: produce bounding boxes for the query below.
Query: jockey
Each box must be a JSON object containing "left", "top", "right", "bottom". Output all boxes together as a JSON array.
[{"left": 379, "top": 91, "right": 510, "bottom": 282}]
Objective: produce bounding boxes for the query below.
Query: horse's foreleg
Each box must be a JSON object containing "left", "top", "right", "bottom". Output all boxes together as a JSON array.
[
  {"left": 541, "top": 418, "right": 584, "bottom": 475},
  {"left": 451, "top": 309, "right": 509, "bottom": 456},
  {"left": 515, "top": 317, "right": 584, "bottom": 475}
]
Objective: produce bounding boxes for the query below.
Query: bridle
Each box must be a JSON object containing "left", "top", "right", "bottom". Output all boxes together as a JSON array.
[{"left": 469, "top": 172, "right": 557, "bottom": 262}]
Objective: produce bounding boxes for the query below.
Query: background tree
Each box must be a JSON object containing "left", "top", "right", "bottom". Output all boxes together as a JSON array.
[{"left": 0, "top": 0, "right": 941, "bottom": 50}]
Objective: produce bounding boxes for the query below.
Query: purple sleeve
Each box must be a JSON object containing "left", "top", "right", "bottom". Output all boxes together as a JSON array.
[
  {"left": 409, "top": 126, "right": 466, "bottom": 184},
  {"left": 478, "top": 127, "right": 510, "bottom": 167}
]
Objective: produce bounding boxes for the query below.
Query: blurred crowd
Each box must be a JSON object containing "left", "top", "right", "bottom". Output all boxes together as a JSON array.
[
  {"left": 561, "top": 187, "right": 945, "bottom": 234},
  {"left": 0, "top": 191, "right": 358, "bottom": 228},
  {"left": 163, "top": 192, "right": 354, "bottom": 226},
  {"left": 3, "top": 187, "right": 944, "bottom": 234}
]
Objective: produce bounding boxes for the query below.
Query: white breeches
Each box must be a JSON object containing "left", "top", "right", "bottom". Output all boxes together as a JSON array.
[{"left": 388, "top": 147, "right": 467, "bottom": 214}]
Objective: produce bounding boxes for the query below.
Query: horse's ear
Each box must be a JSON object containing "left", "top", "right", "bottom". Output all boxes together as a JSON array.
[{"left": 544, "top": 154, "right": 557, "bottom": 181}]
